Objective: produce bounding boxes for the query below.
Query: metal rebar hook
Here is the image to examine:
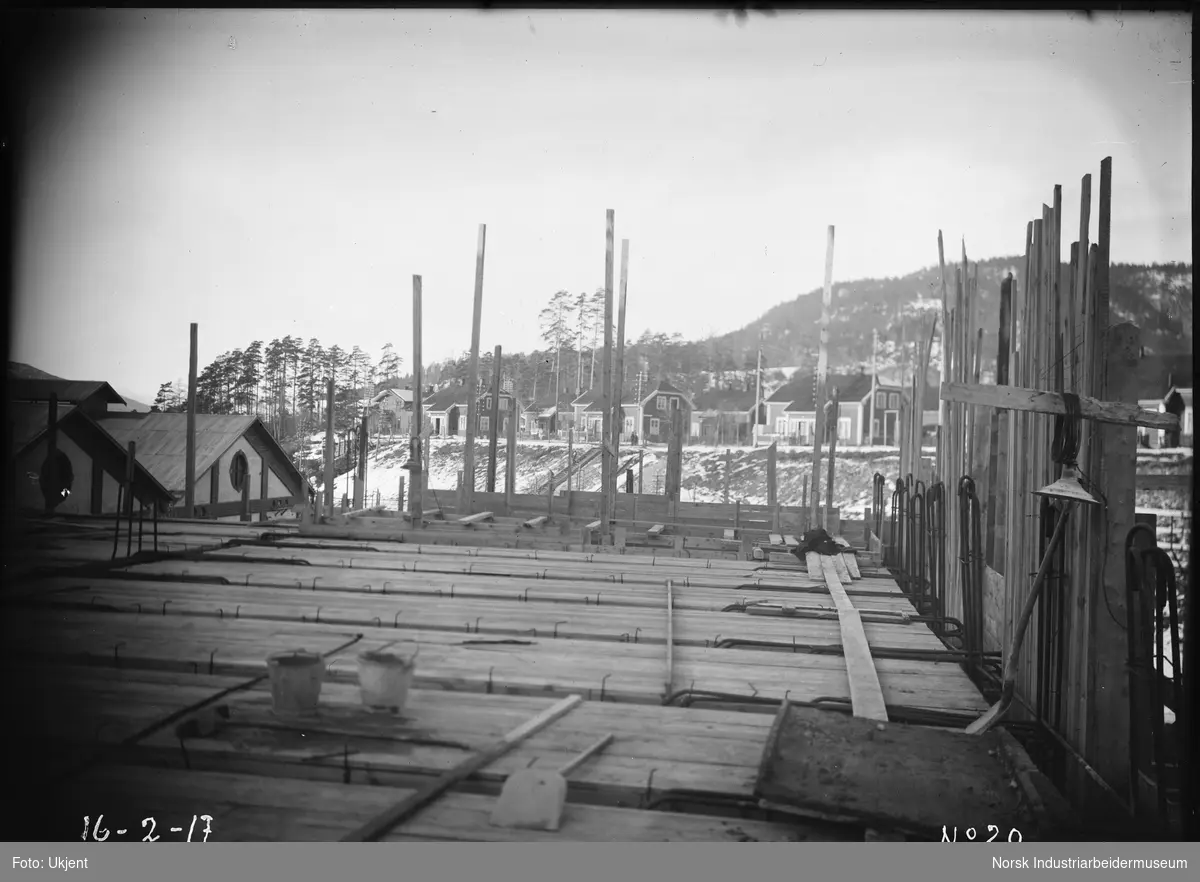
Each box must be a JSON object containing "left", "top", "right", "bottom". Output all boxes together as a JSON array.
[
  {"left": 633, "top": 627, "right": 642, "bottom": 644},
  {"left": 394, "top": 611, "right": 403, "bottom": 628},
  {"left": 641, "top": 768, "right": 658, "bottom": 809},
  {"left": 312, "top": 577, "right": 321, "bottom": 590},
  {"left": 208, "top": 650, "right": 218, "bottom": 674},
  {"left": 475, "top": 617, "right": 484, "bottom": 633},
  {"left": 486, "top": 666, "right": 495, "bottom": 694},
  {"left": 553, "top": 620, "right": 567, "bottom": 638},
  {"left": 113, "top": 642, "right": 125, "bottom": 666},
  {"left": 371, "top": 616, "right": 381, "bottom": 627},
  {"left": 747, "top": 682, "right": 758, "bottom": 696},
  {"left": 600, "top": 673, "right": 612, "bottom": 701}
]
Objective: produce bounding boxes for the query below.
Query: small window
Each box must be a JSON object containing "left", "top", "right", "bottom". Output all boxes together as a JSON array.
[
  {"left": 875, "top": 391, "right": 887, "bottom": 408},
  {"left": 650, "top": 418, "right": 660, "bottom": 433},
  {"left": 229, "top": 451, "right": 249, "bottom": 492},
  {"left": 888, "top": 393, "right": 900, "bottom": 409},
  {"left": 775, "top": 417, "right": 787, "bottom": 433},
  {"left": 838, "top": 418, "right": 852, "bottom": 441},
  {"left": 657, "top": 396, "right": 666, "bottom": 411},
  {"left": 484, "top": 396, "right": 491, "bottom": 410},
  {"left": 480, "top": 416, "right": 490, "bottom": 433},
  {"left": 500, "top": 397, "right": 508, "bottom": 411}
]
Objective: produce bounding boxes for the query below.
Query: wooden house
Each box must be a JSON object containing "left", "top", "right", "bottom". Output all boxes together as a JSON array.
[
  {"left": 569, "top": 389, "right": 641, "bottom": 443},
  {"left": 11, "top": 402, "right": 174, "bottom": 516},
  {"left": 94, "top": 413, "right": 311, "bottom": 521},
  {"left": 367, "top": 387, "right": 414, "bottom": 437},
  {"left": 639, "top": 380, "right": 693, "bottom": 444},
  {"left": 691, "top": 388, "right": 757, "bottom": 446},
  {"left": 422, "top": 384, "right": 520, "bottom": 439},
  {"left": 1163, "top": 385, "right": 1193, "bottom": 448},
  {"left": 8, "top": 378, "right": 127, "bottom": 420},
  {"left": 762, "top": 372, "right": 902, "bottom": 446}
]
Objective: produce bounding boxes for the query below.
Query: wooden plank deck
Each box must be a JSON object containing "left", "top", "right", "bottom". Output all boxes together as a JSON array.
[{"left": 6, "top": 514, "right": 1014, "bottom": 842}]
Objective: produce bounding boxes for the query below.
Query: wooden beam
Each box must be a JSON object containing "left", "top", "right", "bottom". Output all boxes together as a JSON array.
[
  {"left": 184, "top": 323, "right": 198, "bottom": 518},
  {"left": 410, "top": 275, "right": 425, "bottom": 527},
  {"left": 523, "top": 515, "right": 549, "bottom": 529},
  {"left": 723, "top": 449, "right": 731, "bottom": 504},
  {"left": 824, "top": 388, "right": 839, "bottom": 531},
  {"left": 1086, "top": 163, "right": 1139, "bottom": 811},
  {"left": 324, "top": 377, "right": 336, "bottom": 519},
  {"left": 766, "top": 441, "right": 777, "bottom": 508},
  {"left": 600, "top": 209, "right": 616, "bottom": 540},
  {"left": 810, "top": 226, "right": 835, "bottom": 526},
  {"left": 457, "top": 511, "right": 494, "bottom": 526},
  {"left": 504, "top": 396, "right": 517, "bottom": 505},
  {"left": 648, "top": 524, "right": 665, "bottom": 538},
  {"left": 610, "top": 238, "right": 629, "bottom": 533},
  {"left": 940, "top": 381, "right": 1177, "bottom": 430},
  {"left": 462, "top": 224, "right": 487, "bottom": 512},
  {"left": 486, "top": 345, "right": 502, "bottom": 493},
  {"left": 809, "top": 552, "right": 888, "bottom": 721},
  {"left": 341, "top": 694, "right": 584, "bottom": 841}
]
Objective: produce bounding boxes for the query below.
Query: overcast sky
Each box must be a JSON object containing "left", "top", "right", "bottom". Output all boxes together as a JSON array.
[{"left": 10, "top": 9, "right": 1192, "bottom": 402}]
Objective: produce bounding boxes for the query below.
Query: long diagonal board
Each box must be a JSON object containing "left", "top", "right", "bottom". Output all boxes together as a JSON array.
[{"left": 806, "top": 552, "right": 888, "bottom": 721}]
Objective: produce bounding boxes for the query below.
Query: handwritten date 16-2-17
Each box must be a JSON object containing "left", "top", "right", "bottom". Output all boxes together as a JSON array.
[{"left": 83, "top": 815, "right": 213, "bottom": 842}]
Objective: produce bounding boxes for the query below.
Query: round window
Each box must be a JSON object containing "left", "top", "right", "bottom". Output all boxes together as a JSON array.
[
  {"left": 229, "top": 451, "right": 249, "bottom": 493},
  {"left": 40, "top": 450, "right": 74, "bottom": 509}
]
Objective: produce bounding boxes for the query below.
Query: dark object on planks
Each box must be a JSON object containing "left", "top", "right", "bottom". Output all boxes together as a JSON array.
[
  {"left": 789, "top": 528, "right": 847, "bottom": 560},
  {"left": 753, "top": 700, "right": 1077, "bottom": 840}
]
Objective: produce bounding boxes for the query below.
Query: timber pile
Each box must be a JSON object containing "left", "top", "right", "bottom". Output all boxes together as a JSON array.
[{"left": 8, "top": 513, "right": 1058, "bottom": 842}]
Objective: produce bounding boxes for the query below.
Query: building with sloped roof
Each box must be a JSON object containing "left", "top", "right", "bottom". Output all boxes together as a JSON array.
[
  {"left": 10, "top": 402, "right": 174, "bottom": 516},
  {"left": 94, "top": 412, "right": 311, "bottom": 520}
]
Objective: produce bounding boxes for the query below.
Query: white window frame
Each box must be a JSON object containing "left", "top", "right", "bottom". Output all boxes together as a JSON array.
[
  {"left": 500, "top": 397, "right": 508, "bottom": 411},
  {"left": 775, "top": 416, "right": 787, "bottom": 434},
  {"left": 838, "top": 417, "right": 852, "bottom": 441},
  {"left": 657, "top": 396, "right": 667, "bottom": 411},
  {"left": 888, "top": 393, "right": 900, "bottom": 409},
  {"left": 650, "top": 417, "right": 660, "bottom": 434},
  {"left": 875, "top": 391, "right": 887, "bottom": 408},
  {"left": 480, "top": 416, "right": 490, "bottom": 433}
]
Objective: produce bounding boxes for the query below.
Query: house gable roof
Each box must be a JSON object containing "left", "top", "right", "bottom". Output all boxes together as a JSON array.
[
  {"left": 8, "top": 378, "right": 126, "bottom": 407},
  {"left": 641, "top": 379, "right": 694, "bottom": 409},
  {"left": 12, "top": 403, "right": 174, "bottom": 505},
  {"left": 93, "top": 412, "right": 307, "bottom": 498},
  {"left": 693, "top": 389, "right": 758, "bottom": 413}
]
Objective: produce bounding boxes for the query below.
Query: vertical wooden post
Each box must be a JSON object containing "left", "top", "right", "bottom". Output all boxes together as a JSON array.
[
  {"left": 258, "top": 456, "right": 269, "bottom": 523},
  {"left": 398, "top": 475, "right": 405, "bottom": 514},
  {"left": 665, "top": 409, "right": 684, "bottom": 502},
  {"left": 825, "top": 389, "right": 839, "bottom": 531},
  {"left": 241, "top": 453, "right": 251, "bottom": 522},
  {"left": 609, "top": 237, "right": 630, "bottom": 534},
  {"left": 810, "top": 226, "right": 835, "bottom": 527},
  {"left": 505, "top": 396, "right": 517, "bottom": 506},
  {"left": 184, "top": 323, "right": 198, "bottom": 518},
  {"left": 45, "top": 393, "right": 59, "bottom": 514},
  {"left": 125, "top": 441, "right": 136, "bottom": 557},
  {"left": 463, "top": 224, "right": 487, "bottom": 512},
  {"left": 1085, "top": 159, "right": 1139, "bottom": 812},
  {"left": 324, "top": 377, "right": 335, "bottom": 519},
  {"left": 600, "top": 209, "right": 616, "bottom": 540},
  {"left": 410, "top": 275, "right": 424, "bottom": 527},
  {"left": 723, "top": 449, "right": 731, "bottom": 504},
  {"left": 637, "top": 448, "right": 644, "bottom": 495},
  {"left": 566, "top": 427, "right": 574, "bottom": 514},
  {"left": 547, "top": 470, "right": 554, "bottom": 518},
  {"left": 487, "top": 345, "right": 502, "bottom": 493},
  {"left": 985, "top": 274, "right": 1013, "bottom": 569},
  {"left": 766, "top": 440, "right": 777, "bottom": 507}
]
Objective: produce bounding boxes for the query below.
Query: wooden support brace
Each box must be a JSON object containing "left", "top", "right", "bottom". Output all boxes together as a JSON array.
[
  {"left": 523, "top": 516, "right": 550, "bottom": 529},
  {"left": 457, "top": 511, "right": 494, "bottom": 526},
  {"left": 941, "top": 381, "right": 1178, "bottom": 431},
  {"left": 647, "top": 524, "right": 666, "bottom": 538}
]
